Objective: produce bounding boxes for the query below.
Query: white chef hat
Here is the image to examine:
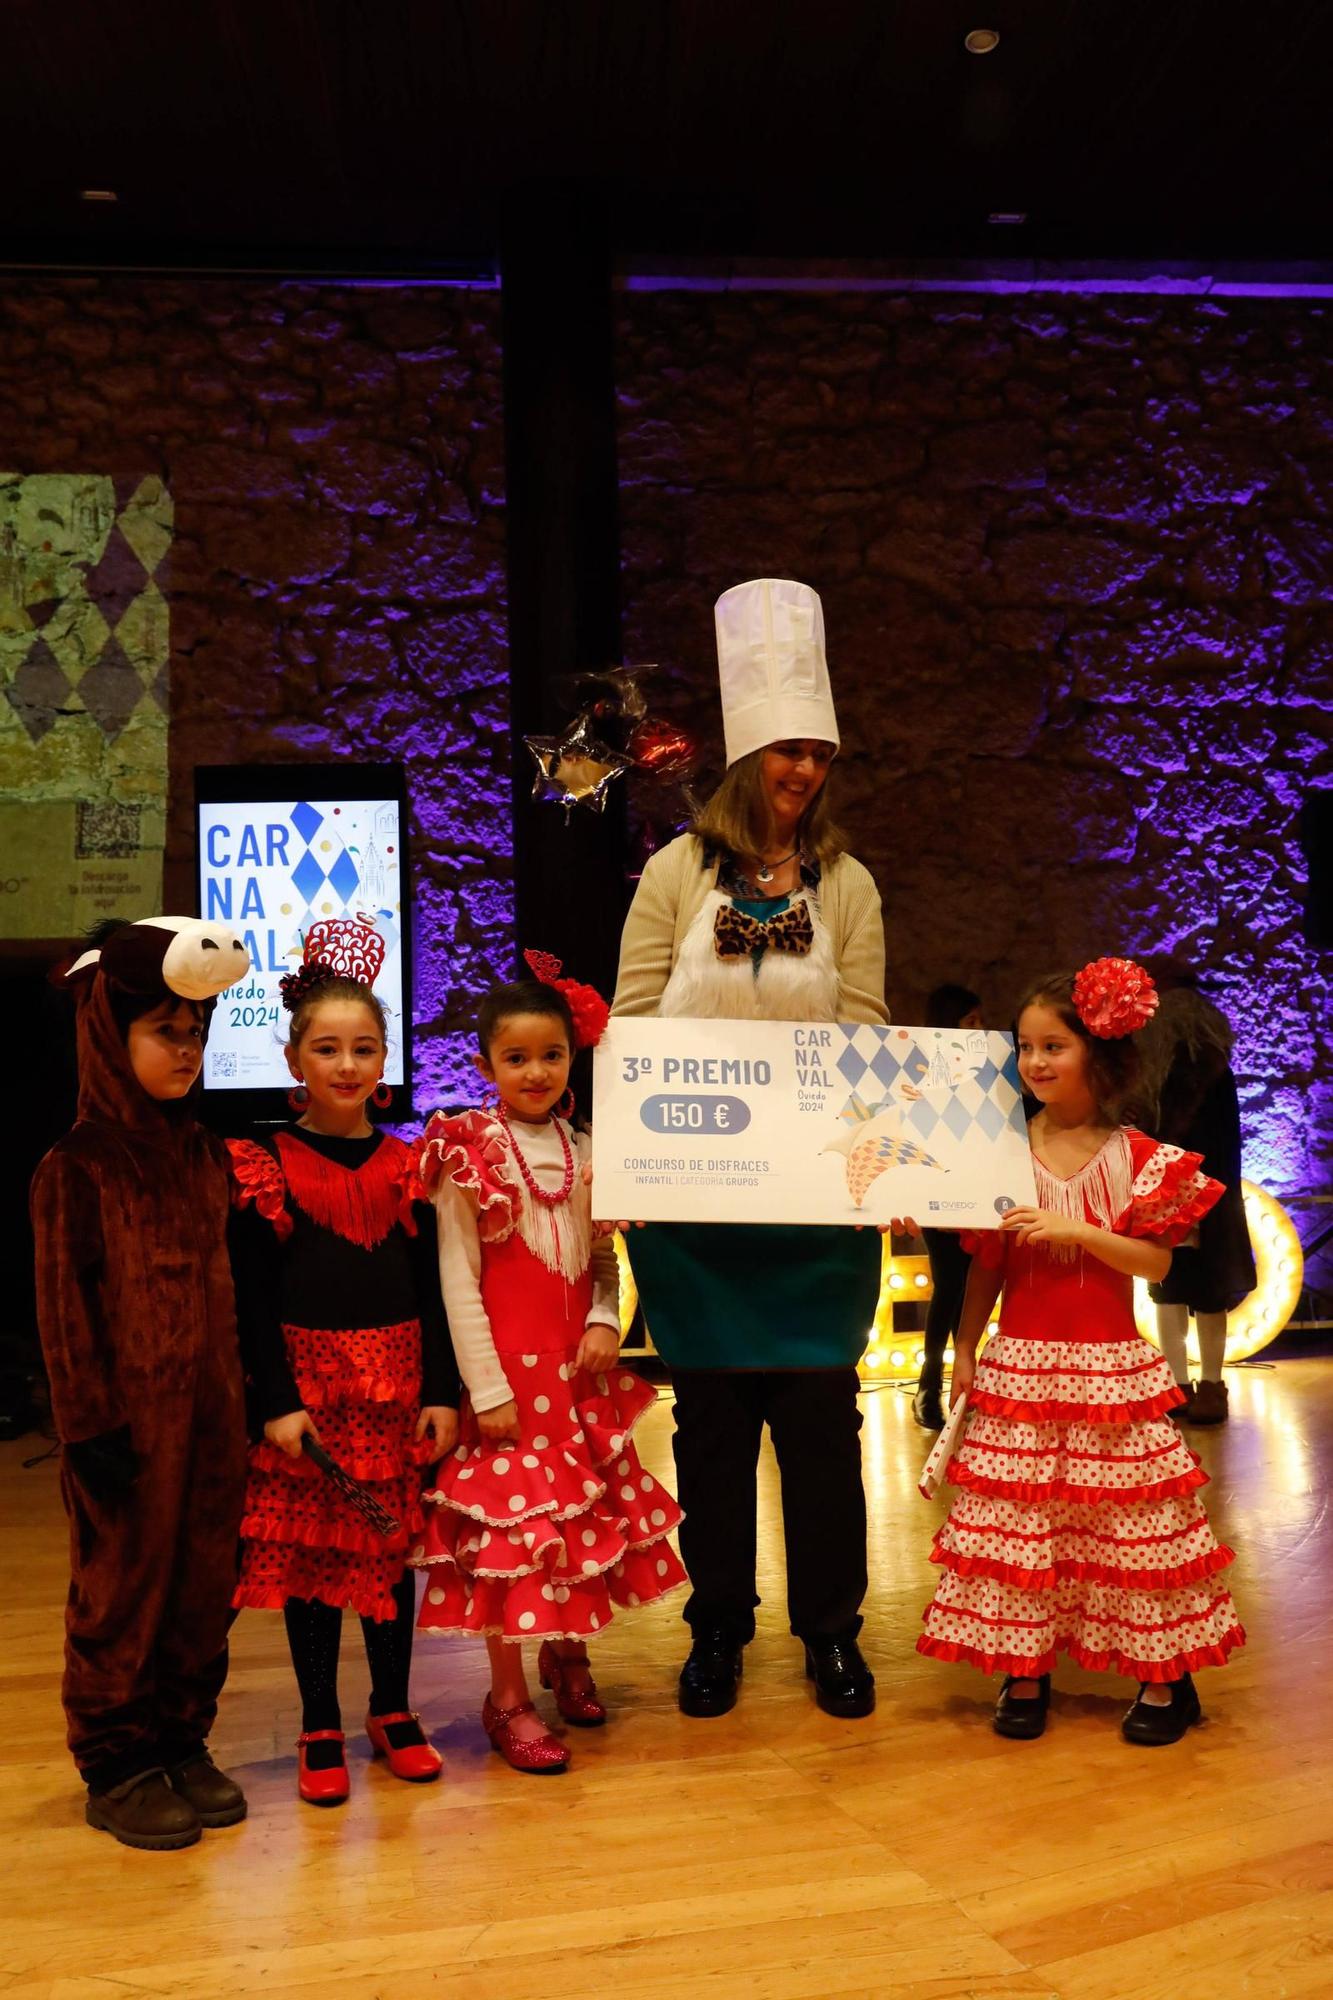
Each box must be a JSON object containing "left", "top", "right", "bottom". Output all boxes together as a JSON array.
[{"left": 714, "top": 577, "right": 839, "bottom": 768}]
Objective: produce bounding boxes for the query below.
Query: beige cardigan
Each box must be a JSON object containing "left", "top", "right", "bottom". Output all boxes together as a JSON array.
[{"left": 611, "top": 834, "right": 889, "bottom": 1024}]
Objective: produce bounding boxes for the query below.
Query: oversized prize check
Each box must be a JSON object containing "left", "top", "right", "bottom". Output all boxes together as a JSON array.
[{"left": 592, "top": 1018, "right": 1037, "bottom": 1227}]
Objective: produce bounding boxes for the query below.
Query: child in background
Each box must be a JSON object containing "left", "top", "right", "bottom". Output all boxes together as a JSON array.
[
  {"left": 913, "top": 982, "right": 983, "bottom": 1431},
  {"left": 919, "top": 958, "right": 1244, "bottom": 1746},
  {"left": 1134, "top": 973, "right": 1255, "bottom": 1426},
  {"left": 229, "top": 921, "right": 459, "bottom": 1806},
  {"left": 412, "top": 954, "right": 685, "bottom": 1773},
  {"left": 31, "top": 918, "right": 251, "bottom": 1849}
]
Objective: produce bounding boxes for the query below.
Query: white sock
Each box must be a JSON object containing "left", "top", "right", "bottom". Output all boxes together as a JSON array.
[
  {"left": 1155, "top": 1303, "right": 1191, "bottom": 1385},
  {"left": 1196, "top": 1310, "right": 1228, "bottom": 1383}
]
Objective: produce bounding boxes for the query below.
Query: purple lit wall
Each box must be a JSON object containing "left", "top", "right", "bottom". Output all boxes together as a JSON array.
[
  {"left": 0, "top": 278, "right": 512, "bottom": 1107},
  {"left": 616, "top": 291, "right": 1333, "bottom": 1225}
]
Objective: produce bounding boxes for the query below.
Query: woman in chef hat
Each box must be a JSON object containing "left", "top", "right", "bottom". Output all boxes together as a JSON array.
[{"left": 611, "top": 577, "right": 891, "bottom": 1722}]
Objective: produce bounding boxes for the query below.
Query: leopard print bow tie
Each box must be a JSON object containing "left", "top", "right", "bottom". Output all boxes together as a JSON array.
[{"left": 713, "top": 899, "right": 814, "bottom": 960}]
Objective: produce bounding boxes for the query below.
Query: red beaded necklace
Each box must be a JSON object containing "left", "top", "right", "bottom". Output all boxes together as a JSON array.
[{"left": 497, "top": 1101, "right": 575, "bottom": 1208}]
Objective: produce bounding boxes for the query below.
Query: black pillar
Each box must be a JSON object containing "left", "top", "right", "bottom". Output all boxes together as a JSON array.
[{"left": 501, "top": 182, "right": 628, "bottom": 1004}]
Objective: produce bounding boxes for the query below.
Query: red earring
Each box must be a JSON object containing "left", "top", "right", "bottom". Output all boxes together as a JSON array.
[
  {"left": 372, "top": 1080, "right": 392, "bottom": 1109},
  {"left": 557, "top": 1088, "right": 575, "bottom": 1121},
  {"left": 287, "top": 1081, "right": 310, "bottom": 1113}
]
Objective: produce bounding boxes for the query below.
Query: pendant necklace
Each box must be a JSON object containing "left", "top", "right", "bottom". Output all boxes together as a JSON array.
[{"left": 754, "top": 849, "right": 798, "bottom": 887}]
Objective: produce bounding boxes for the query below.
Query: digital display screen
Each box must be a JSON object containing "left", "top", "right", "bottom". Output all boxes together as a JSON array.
[{"left": 195, "top": 765, "right": 409, "bottom": 1102}]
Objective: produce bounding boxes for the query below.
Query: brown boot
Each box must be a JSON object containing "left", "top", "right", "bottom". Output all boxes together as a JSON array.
[
  {"left": 1168, "top": 1382, "right": 1195, "bottom": 1423},
  {"left": 1186, "top": 1378, "right": 1229, "bottom": 1426},
  {"left": 85, "top": 1769, "right": 201, "bottom": 1850},
  {"left": 167, "top": 1753, "right": 247, "bottom": 1827}
]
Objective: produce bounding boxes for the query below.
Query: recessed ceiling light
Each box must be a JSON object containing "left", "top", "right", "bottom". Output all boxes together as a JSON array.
[
  {"left": 965, "top": 28, "right": 1000, "bottom": 53},
  {"left": 988, "top": 212, "right": 1027, "bottom": 225},
  {"left": 79, "top": 189, "right": 118, "bottom": 203}
]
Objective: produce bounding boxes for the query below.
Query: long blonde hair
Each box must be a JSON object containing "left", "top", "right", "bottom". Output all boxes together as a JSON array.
[{"left": 691, "top": 747, "right": 846, "bottom": 868}]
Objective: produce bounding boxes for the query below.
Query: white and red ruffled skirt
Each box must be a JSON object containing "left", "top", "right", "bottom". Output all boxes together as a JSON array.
[
  {"left": 918, "top": 1331, "right": 1245, "bottom": 1682},
  {"left": 411, "top": 1341, "right": 685, "bottom": 1642}
]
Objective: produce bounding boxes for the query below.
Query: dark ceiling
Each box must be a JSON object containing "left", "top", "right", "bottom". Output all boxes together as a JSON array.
[{"left": 5, "top": 0, "right": 1332, "bottom": 273}]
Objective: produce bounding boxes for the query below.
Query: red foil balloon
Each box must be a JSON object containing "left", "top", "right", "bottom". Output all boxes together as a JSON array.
[{"left": 628, "top": 717, "right": 700, "bottom": 778}]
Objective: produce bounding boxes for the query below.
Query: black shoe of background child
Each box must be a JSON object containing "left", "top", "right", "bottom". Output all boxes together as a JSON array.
[
  {"left": 678, "top": 1631, "right": 743, "bottom": 1717},
  {"left": 993, "top": 1673, "right": 1051, "bottom": 1739},
  {"left": 1121, "top": 1672, "right": 1202, "bottom": 1746},
  {"left": 804, "top": 1635, "right": 876, "bottom": 1717},
  {"left": 912, "top": 1387, "right": 946, "bottom": 1431}
]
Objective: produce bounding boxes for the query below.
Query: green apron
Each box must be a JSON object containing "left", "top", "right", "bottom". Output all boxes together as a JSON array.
[{"left": 627, "top": 1222, "right": 882, "bottom": 1371}]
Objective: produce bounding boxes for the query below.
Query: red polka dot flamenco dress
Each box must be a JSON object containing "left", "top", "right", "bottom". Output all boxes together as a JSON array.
[
  {"left": 919, "top": 1129, "right": 1246, "bottom": 1684},
  {"left": 410, "top": 1110, "right": 685, "bottom": 1641}
]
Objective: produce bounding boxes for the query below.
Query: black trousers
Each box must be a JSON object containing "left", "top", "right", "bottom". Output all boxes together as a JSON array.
[
  {"left": 920, "top": 1229, "right": 972, "bottom": 1397},
  {"left": 670, "top": 1367, "right": 867, "bottom": 1646}
]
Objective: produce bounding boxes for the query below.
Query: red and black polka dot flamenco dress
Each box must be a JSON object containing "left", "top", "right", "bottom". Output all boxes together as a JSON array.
[
  {"left": 228, "top": 1128, "right": 453, "bottom": 1622},
  {"left": 410, "top": 1110, "right": 686, "bottom": 1642},
  {"left": 919, "top": 1129, "right": 1246, "bottom": 1683}
]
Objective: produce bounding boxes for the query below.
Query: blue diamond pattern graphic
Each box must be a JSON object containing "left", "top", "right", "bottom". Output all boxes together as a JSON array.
[
  {"left": 327, "top": 849, "right": 360, "bottom": 904},
  {"left": 291, "top": 800, "right": 323, "bottom": 845},
  {"left": 972, "top": 1056, "right": 999, "bottom": 1093},
  {"left": 291, "top": 851, "right": 326, "bottom": 904},
  {"left": 909, "top": 1099, "right": 941, "bottom": 1141},
  {"left": 941, "top": 1094, "right": 973, "bottom": 1141},
  {"left": 870, "top": 1046, "right": 903, "bottom": 1088},
  {"left": 976, "top": 1097, "right": 1006, "bottom": 1141},
  {"left": 838, "top": 1046, "right": 869, "bottom": 1085}
]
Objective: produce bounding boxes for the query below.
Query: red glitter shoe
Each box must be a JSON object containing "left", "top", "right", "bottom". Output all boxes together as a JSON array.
[
  {"left": 365, "top": 1710, "right": 443, "bottom": 1783},
  {"left": 297, "top": 1729, "right": 349, "bottom": 1806},
  {"left": 538, "top": 1640, "right": 607, "bottom": 1727},
  {"left": 482, "top": 1695, "right": 569, "bottom": 1774}
]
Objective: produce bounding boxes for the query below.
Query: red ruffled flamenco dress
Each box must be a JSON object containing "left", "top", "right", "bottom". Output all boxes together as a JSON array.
[
  {"left": 228, "top": 1131, "right": 440, "bottom": 1622},
  {"left": 919, "top": 1129, "right": 1246, "bottom": 1683},
  {"left": 410, "top": 1110, "right": 686, "bottom": 1640}
]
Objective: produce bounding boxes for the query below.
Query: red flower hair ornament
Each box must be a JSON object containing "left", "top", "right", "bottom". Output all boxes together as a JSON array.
[
  {"left": 279, "top": 915, "right": 388, "bottom": 1012},
  {"left": 523, "top": 948, "right": 610, "bottom": 1050},
  {"left": 1072, "top": 956, "right": 1159, "bottom": 1040}
]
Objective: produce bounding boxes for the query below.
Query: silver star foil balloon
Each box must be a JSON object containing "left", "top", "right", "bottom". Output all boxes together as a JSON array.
[{"left": 525, "top": 710, "right": 633, "bottom": 815}]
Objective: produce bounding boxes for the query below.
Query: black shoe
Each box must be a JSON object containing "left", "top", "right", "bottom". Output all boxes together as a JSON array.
[
  {"left": 993, "top": 1673, "right": 1050, "bottom": 1739},
  {"left": 803, "top": 1636, "right": 876, "bottom": 1718},
  {"left": 1121, "top": 1673, "right": 1202, "bottom": 1745},
  {"left": 678, "top": 1632, "right": 743, "bottom": 1717},
  {"left": 912, "top": 1387, "right": 946, "bottom": 1431}
]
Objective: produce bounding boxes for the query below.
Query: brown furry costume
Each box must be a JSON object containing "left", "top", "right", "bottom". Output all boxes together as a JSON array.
[{"left": 30, "top": 921, "right": 250, "bottom": 1792}]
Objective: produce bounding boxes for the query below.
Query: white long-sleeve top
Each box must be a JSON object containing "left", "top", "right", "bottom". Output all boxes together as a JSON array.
[{"left": 435, "top": 1120, "right": 622, "bottom": 1414}]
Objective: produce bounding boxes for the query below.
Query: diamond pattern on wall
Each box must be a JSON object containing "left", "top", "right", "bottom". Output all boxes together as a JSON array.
[{"left": 5, "top": 637, "right": 72, "bottom": 743}]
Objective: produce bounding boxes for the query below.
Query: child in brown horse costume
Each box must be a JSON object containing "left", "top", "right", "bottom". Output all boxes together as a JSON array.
[{"left": 31, "top": 917, "right": 251, "bottom": 1849}]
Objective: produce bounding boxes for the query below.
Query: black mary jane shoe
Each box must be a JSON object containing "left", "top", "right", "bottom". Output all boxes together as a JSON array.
[
  {"left": 993, "top": 1673, "right": 1051, "bottom": 1740},
  {"left": 1121, "top": 1673, "right": 1202, "bottom": 1746},
  {"left": 804, "top": 1636, "right": 876, "bottom": 1718},
  {"left": 912, "top": 1387, "right": 946, "bottom": 1432},
  {"left": 678, "top": 1632, "right": 744, "bottom": 1718}
]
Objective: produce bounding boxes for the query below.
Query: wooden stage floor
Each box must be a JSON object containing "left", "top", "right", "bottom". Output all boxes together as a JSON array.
[{"left": 4, "top": 1360, "right": 1332, "bottom": 2000}]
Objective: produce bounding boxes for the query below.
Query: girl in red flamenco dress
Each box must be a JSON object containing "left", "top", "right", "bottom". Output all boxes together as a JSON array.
[
  {"left": 411, "top": 958, "right": 685, "bottom": 1773},
  {"left": 228, "top": 924, "right": 460, "bottom": 1806},
  {"left": 919, "top": 957, "right": 1244, "bottom": 1746}
]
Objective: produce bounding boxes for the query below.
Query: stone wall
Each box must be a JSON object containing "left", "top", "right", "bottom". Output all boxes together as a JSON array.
[
  {"left": 0, "top": 277, "right": 510, "bottom": 1106},
  {"left": 616, "top": 290, "right": 1333, "bottom": 1205}
]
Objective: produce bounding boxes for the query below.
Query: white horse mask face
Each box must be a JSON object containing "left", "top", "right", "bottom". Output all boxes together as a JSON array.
[{"left": 67, "top": 916, "right": 251, "bottom": 1001}]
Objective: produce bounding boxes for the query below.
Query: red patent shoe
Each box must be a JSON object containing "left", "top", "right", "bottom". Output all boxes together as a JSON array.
[
  {"left": 365, "top": 1710, "right": 443, "bottom": 1783},
  {"left": 538, "top": 1640, "right": 607, "bottom": 1727},
  {"left": 297, "top": 1729, "right": 349, "bottom": 1806},
  {"left": 481, "top": 1695, "right": 569, "bottom": 1774}
]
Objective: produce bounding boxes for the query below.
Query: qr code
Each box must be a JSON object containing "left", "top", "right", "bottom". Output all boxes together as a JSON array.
[
  {"left": 211, "top": 1050, "right": 238, "bottom": 1080},
  {"left": 76, "top": 802, "right": 141, "bottom": 859}
]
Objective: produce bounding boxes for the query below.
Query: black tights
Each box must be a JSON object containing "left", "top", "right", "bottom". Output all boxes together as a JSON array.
[{"left": 283, "top": 1571, "right": 416, "bottom": 1734}]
